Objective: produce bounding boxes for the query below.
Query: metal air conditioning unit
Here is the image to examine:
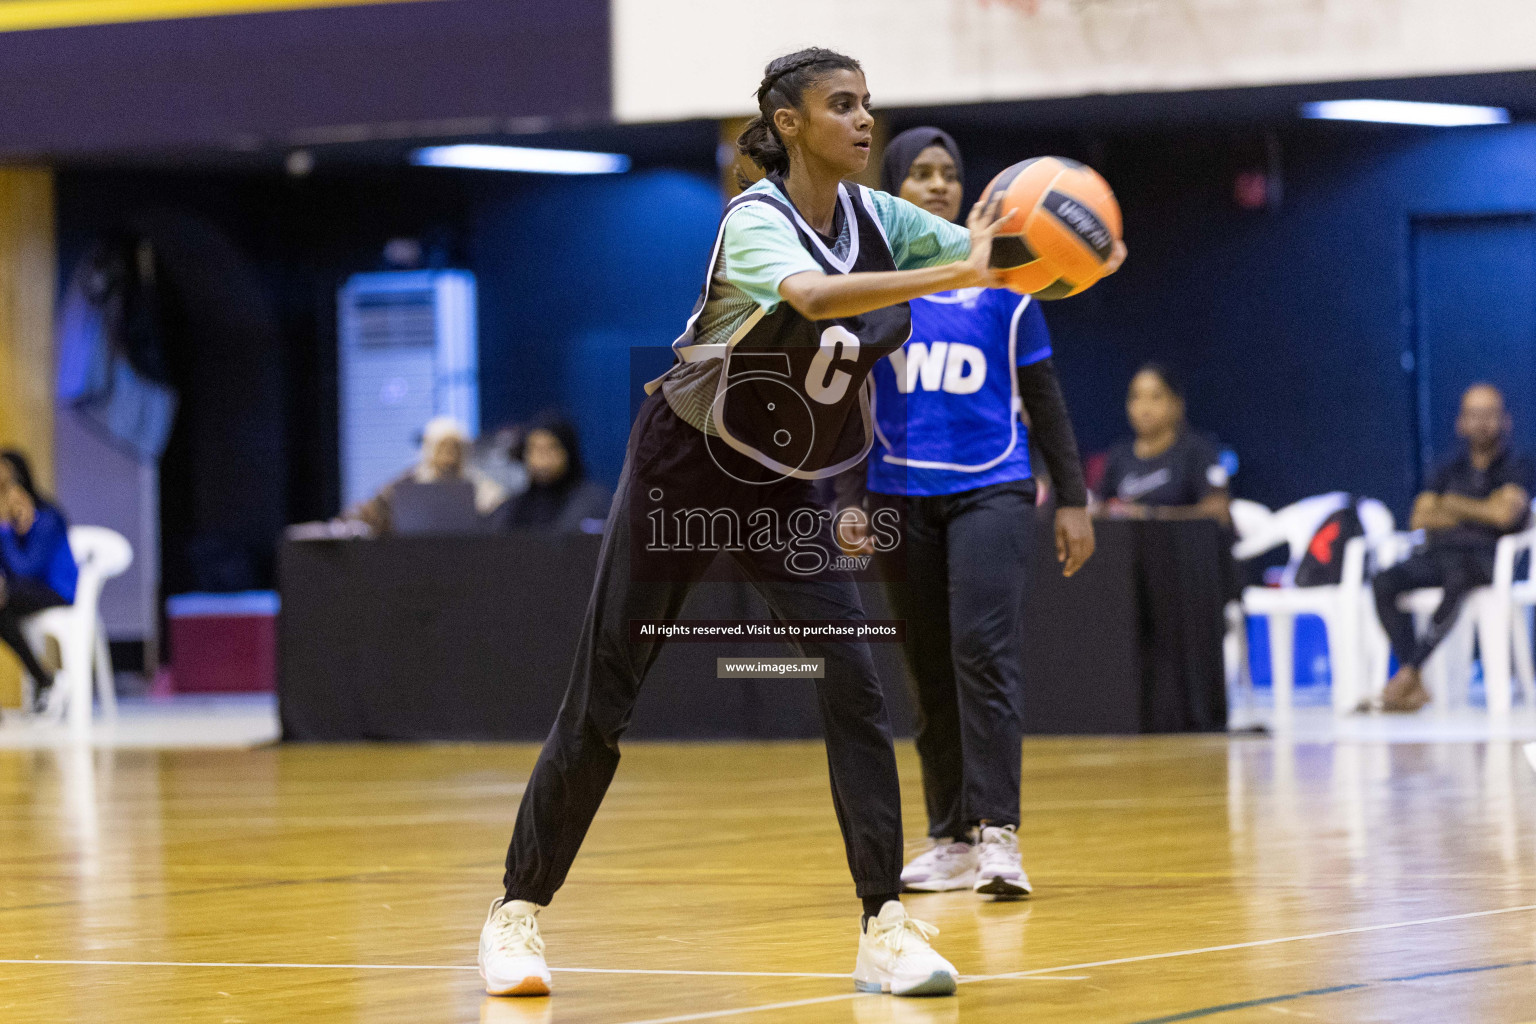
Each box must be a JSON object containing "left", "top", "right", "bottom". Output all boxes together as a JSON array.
[{"left": 336, "top": 270, "right": 478, "bottom": 509}]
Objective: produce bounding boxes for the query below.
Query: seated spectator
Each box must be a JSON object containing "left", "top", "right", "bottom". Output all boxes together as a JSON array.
[
  {"left": 1370, "top": 384, "right": 1534, "bottom": 713},
  {"left": 497, "top": 413, "right": 611, "bottom": 534},
  {"left": 1098, "top": 364, "right": 1231, "bottom": 523},
  {"left": 0, "top": 451, "right": 78, "bottom": 711},
  {"left": 344, "top": 417, "right": 507, "bottom": 536}
]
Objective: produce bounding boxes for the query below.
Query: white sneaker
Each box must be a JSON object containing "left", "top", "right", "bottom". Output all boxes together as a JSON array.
[
  {"left": 972, "top": 825, "right": 1031, "bottom": 899},
  {"left": 478, "top": 898, "right": 552, "bottom": 997},
  {"left": 852, "top": 900, "right": 959, "bottom": 997},
  {"left": 900, "top": 839, "right": 977, "bottom": 892}
]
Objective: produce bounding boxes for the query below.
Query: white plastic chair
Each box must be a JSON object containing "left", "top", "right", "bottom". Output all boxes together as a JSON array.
[
  {"left": 1223, "top": 499, "right": 1273, "bottom": 724},
  {"left": 1506, "top": 561, "right": 1536, "bottom": 704},
  {"left": 1236, "top": 493, "right": 1394, "bottom": 729},
  {"left": 1371, "top": 502, "right": 1536, "bottom": 719},
  {"left": 1481, "top": 510, "right": 1536, "bottom": 717},
  {"left": 20, "top": 526, "right": 133, "bottom": 739}
]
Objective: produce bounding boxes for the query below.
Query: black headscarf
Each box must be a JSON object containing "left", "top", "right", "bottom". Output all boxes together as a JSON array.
[
  {"left": 881, "top": 127, "right": 964, "bottom": 211},
  {"left": 507, "top": 412, "right": 586, "bottom": 529}
]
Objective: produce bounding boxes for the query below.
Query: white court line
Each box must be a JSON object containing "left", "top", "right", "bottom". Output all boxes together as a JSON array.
[
  {"left": 0, "top": 959, "right": 480, "bottom": 971},
  {"left": 964, "top": 901, "right": 1536, "bottom": 983},
  {"left": 0, "top": 959, "right": 843, "bottom": 979},
  {"left": 6, "top": 902, "right": 1536, "bottom": 1024},
  {"left": 557, "top": 967, "right": 846, "bottom": 979},
  {"left": 611, "top": 901, "right": 1536, "bottom": 1024},
  {"left": 605, "top": 978, "right": 1118, "bottom": 1024},
  {"left": 609, "top": 992, "right": 869, "bottom": 1024},
  {"left": 604, "top": 977, "right": 1089, "bottom": 1024},
  {"left": 960, "top": 974, "right": 1088, "bottom": 982}
]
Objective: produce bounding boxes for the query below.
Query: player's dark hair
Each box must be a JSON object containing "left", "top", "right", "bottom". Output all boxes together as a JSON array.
[
  {"left": 0, "top": 449, "right": 55, "bottom": 512},
  {"left": 736, "top": 48, "right": 862, "bottom": 185},
  {"left": 1133, "top": 363, "right": 1184, "bottom": 401}
]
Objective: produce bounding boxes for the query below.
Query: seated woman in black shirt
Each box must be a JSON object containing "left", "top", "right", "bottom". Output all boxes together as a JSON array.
[
  {"left": 1098, "top": 364, "right": 1231, "bottom": 524},
  {"left": 498, "top": 414, "right": 611, "bottom": 534}
]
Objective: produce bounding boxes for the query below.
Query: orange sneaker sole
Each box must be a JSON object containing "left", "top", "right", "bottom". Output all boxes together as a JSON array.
[{"left": 485, "top": 975, "right": 550, "bottom": 997}]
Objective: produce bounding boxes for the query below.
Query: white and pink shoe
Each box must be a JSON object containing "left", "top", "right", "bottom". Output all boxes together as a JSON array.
[
  {"left": 972, "top": 825, "right": 1031, "bottom": 899},
  {"left": 900, "top": 839, "right": 977, "bottom": 892}
]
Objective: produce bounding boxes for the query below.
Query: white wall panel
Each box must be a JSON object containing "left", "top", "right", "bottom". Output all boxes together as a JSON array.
[
  {"left": 337, "top": 271, "right": 478, "bottom": 510},
  {"left": 615, "top": 0, "right": 1536, "bottom": 122}
]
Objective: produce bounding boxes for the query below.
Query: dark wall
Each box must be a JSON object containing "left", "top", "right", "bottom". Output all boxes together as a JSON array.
[
  {"left": 469, "top": 120, "right": 1536, "bottom": 514},
  {"left": 57, "top": 166, "right": 494, "bottom": 590},
  {"left": 57, "top": 115, "right": 1536, "bottom": 593},
  {"left": 0, "top": 0, "right": 608, "bottom": 160},
  {"left": 473, "top": 169, "right": 723, "bottom": 486},
  {"left": 55, "top": 153, "right": 721, "bottom": 588},
  {"left": 891, "top": 117, "right": 1536, "bottom": 519}
]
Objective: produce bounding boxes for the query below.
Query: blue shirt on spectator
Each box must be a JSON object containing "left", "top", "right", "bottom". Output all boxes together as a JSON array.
[{"left": 1, "top": 504, "right": 78, "bottom": 603}]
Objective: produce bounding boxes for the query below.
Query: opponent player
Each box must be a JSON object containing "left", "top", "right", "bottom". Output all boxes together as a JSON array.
[
  {"left": 478, "top": 49, "right": 1023, "bottom": 999},
  {"left": 838, "top": 128, "right": 1100, "bottom": 898}
]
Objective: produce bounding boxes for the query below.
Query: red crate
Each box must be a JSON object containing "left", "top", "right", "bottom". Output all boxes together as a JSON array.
[{"left": 165, "top": 592, "right": 279, "bottom": 693}]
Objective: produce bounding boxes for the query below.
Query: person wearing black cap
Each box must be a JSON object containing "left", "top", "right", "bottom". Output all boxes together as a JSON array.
[{"left": 838, "top": 127, "right": 1096, "bottom": 900}]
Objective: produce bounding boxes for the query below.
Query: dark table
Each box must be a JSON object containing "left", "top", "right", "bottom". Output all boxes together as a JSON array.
[{"left": 277, "top": 518, "right": 1226, "bottom": 741}]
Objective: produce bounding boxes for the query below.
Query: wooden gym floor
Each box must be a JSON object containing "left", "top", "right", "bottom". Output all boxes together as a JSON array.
[{"left": 1, "top": 737, "right": 1534, "bottom": 1023}]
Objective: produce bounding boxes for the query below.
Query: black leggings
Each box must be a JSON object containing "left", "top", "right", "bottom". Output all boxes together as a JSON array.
[
  {"left": 0, "top": 576, "right": 67, "bottom": 690},
  {"left": 871, "top": 481, "right": 1037, "bottom": 841},
  {"left": 502, "top": 393, "right": 904, "bottom": 905}
]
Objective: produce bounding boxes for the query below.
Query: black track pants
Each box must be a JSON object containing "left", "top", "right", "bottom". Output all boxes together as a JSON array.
[
  {"left": 1372, "top": 546, "right": 1495, "bottom": 670},
  {"left": 871, "top": 481, "right": 1037, "bottom": 841},
  {"left": 503, "top": 393, "right": 904, "bottom": 904}
]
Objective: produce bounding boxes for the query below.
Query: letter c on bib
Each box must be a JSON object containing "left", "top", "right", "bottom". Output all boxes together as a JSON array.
[{"left": 805, "top": 326, "right": 861, "bottom": 405}]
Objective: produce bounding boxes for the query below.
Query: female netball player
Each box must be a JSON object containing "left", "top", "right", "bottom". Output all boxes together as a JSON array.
[
  {"left": 477, "top": 49, "right": 1022, "bottom": 1000},
  {"left": 838, "top": 128, "right": 1102, "bottom": 899}
]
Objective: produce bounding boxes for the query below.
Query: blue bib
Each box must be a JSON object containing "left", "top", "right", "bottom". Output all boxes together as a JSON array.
[{"left": 868, "top": 288, "right": 1051, "bottom": 497}]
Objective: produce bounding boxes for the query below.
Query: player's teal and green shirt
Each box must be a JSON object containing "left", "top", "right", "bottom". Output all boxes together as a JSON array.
[{"left": 662, "top": 177, "right": 972, "bottom": 435}]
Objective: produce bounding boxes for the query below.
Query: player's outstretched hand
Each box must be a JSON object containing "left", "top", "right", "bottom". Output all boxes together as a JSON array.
[{"left": 962, "top": 195, "right": 1020, "bottom": 289}]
